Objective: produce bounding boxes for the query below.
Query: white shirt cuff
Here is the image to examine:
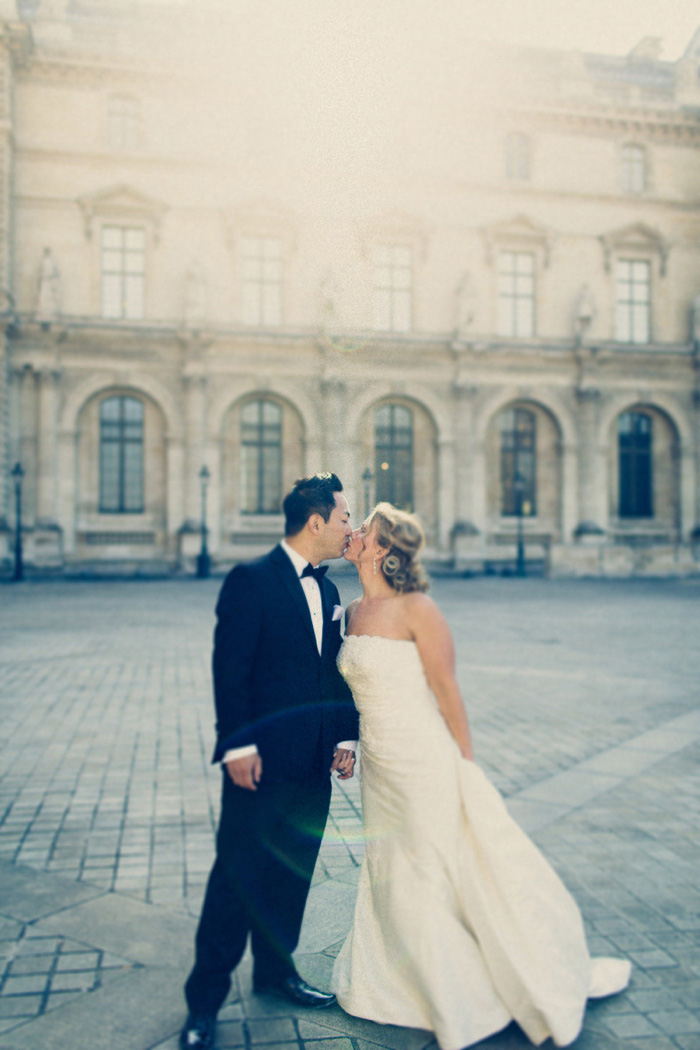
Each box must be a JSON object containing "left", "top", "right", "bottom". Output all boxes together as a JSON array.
[
  {"left": 336, "top": 741, "right": 358, "bottom": 751},
  {"left": 222, "top": 744, "right": 258, "bottom": 763}
]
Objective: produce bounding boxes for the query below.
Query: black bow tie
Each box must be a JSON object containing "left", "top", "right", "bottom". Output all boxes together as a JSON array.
[{"left": 301, "top": 563, "right": 328, "bottom": 583}]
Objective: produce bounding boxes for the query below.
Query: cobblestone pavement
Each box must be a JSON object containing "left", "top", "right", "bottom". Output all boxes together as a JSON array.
[{"left": 0, "top": 575, "right": 699, "bottom": 1050}]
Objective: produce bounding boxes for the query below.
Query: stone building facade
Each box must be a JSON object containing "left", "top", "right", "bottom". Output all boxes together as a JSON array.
[{"left": 1, "top": 0, "right": 700, "bottom": 575}]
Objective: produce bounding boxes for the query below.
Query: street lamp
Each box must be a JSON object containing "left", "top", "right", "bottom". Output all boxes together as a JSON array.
[
  {"left": 11, "top": 462, "right": 24, "bottom": 582},
  {"left": 514, "top": 470, "right": 526, "bottom": 578},
  {"left": 196, "top": 465, "right": 211, "bottom": 579},
  {"left": 362, "top": 467, "right": 374, "bottom": 519}
]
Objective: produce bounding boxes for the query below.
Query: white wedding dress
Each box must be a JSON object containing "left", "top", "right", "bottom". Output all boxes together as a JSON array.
[{"left": 331, "top": 635, "right": 631, "bottom": 1050}]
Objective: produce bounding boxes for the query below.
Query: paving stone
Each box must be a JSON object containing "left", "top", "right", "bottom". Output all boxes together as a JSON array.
[
  {"left": 1, "top": 578, "right": 700, "bottom": 1050},
  {"left": 647, "top": 1010, "right": 700, "bottom": 1036}
]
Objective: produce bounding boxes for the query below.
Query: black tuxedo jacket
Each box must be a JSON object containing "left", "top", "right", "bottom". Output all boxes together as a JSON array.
[{"left": 211, "top": 544, "right": 359, "bottom": 780}]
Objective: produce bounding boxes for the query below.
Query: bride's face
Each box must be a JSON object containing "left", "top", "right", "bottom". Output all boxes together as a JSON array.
[{"left": 344, "top": 519, "right": 386, "bottom": 569}]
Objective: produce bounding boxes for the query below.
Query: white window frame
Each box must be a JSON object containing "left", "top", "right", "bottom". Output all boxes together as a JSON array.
[
  {"left": 615, "top": 259, "right": 651, "bottom": 344},
  {"left": 372, "top": 244, "right": 412, "bottom": 333},
  {"left": 240, "top": 236, "right": 283, "bottom": 327},
  {"left": 497, "top": 250, "right": 535, "bottom": 337},
  {"left": 107, "top": 95, "right": 140, "bottom": 152},
  {"left": 504, "top": 132, "right": 531, "bottom": 182},
  {"left": 621, "top": 144, "right": 646, "bottom": 194},
  {"left": 101, "top": 225, "right": 146, "bottom": 321}
]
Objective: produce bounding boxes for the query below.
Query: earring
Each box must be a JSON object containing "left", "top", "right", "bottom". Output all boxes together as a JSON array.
[{"left": 373, "top": 555, "right": 378, "bottom": 576}]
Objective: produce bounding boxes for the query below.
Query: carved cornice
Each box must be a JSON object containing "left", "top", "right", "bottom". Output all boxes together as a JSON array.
[{"left": 523, "top": 104, "right": 700, "bottom": 147}]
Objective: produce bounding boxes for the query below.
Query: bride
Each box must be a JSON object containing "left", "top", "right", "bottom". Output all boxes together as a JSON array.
[{"left": 331, "top": 502, "right": 630, "bottom": 1050}]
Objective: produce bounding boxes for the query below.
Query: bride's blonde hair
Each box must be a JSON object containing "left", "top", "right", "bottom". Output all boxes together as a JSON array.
[{"left": 369, "top": 502, "right": 429, "bottom": 594}]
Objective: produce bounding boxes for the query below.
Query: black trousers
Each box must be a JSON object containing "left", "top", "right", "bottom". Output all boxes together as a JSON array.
[{"left": 184, "top": 770, "right": 332, "bottom": 1017}]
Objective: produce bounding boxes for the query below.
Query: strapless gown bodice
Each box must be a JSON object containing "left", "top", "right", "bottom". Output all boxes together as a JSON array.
[{"left": 331, "top": 635, "right": 630, "bottom": 1050}]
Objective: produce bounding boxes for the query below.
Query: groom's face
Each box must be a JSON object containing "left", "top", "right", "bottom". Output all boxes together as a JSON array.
[{"left": 318, "top": 492, "right": 352, "bottom": 560}]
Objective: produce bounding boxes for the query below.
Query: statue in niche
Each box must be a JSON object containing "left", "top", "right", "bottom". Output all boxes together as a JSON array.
[
  {"left": 454, "top": 271, "right": 475, "bottom": 339},
  {"left": 318, "top": 272, "right": 340, "bottom": 332},
  {"left": 36, "top": 247, "right": 61, "bottom": 325},
  {"left": 573, "top": 283, "right": 596, "bottom": 343},
  {"left": 183, "top": 262, "right": 208, "bottom": 328}
]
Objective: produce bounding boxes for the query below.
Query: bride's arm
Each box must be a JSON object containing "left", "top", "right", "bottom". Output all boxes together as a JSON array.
[{"left": 405, "top": 594, "right": 474, "bottom": 760}]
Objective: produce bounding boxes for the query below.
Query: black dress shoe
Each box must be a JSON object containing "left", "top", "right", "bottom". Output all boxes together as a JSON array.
[
  {"left": 179, "top": 1013, "right": 216, "bottom": 1049},
  {"left": 253, "top": 975, "right": 336, "bottom": 1009}
]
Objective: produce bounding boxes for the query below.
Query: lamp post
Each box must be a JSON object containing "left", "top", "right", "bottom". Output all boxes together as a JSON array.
[
  {"left": 362, "top": 467, "right": 373, "bottom": 519},
  {"left": 11, "top": 462, "right": 24, "bottom": 582},
  {"left": 196, "top": 465, "right": 211, "bottom": 579},
  {"left": 514, "top": 470, "right": 526, "bottom": 578}
]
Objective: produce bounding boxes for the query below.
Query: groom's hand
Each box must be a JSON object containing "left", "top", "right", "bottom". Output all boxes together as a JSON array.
[
  {"left": 226, "top": 753, "right": 262, "bottom": 791},
  {"left": 331, "top": 748, "right": 355, "bottom": 780}
]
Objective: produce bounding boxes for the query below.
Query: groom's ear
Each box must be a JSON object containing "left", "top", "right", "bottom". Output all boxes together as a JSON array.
[{"left": 307, "top": 512, "right": 323, "bottom": 535}]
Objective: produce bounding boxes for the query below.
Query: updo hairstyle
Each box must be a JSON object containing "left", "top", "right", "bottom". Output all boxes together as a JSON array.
[{"left": 369, "top": 502, "right": 429, "bottom": 593}]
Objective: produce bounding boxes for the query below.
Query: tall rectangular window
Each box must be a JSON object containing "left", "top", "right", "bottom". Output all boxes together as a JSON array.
[
  {"left": 618, "top": 411, "right": 653, "bottom": 518},
  {"left": 500, "top": 407, "right": 537, "bottom": 517},
  {"left": 497, "top": 251, "right": 535, "bottom": 337},
  {"left": 101, "top": 226, "right": 145, "bottom": 320},
  {"left": 107, "top": 95, "right": 140, "bottom": 151},
  {"left": 373, "top": 245, "right": 412, "bottom": 332},
  {"left": 621, "top": 145, "right": 645, "bottom": 194},
  {"left": 375, "top": 403, "right": 414, "bottom": 510},
  {"left": 240, "top": 399, "right": 282, "bottom": 513},
  {"left": 615, "top": 259, "right": 650, "bottom": 344},
  {"left": 504, "top": 132, "right": 530, "bottom": 181},
  {"left": 99, "top": 396, "right": 144, "bottom": 513},
  {"left": 241, "top": 237, "right": 282, "bottom": 326}
]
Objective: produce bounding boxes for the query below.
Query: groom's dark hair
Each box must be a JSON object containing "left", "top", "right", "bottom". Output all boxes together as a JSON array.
[{"left": 284, "top": 472, "right": 344, "bottom": 536}]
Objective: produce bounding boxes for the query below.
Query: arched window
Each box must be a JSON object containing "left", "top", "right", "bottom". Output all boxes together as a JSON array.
[
  {"left": 375, "top": 403, "right": 413, "bottom": 510},
  {"left": 99, "top": 396, "right": 144, "bottom": 512},
  {"left": 618, "top": 411, "right": 653, "bottom": 518},
  {"left": 500, "top": 407, "right": 536, "bottom": 516},
  {"left": 241, "top": 399, "right": 282, "bottom": 513}
]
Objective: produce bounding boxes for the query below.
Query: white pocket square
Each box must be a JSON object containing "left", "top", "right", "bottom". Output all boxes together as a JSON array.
[{"left": 332, "top": 604, "right": 344, "bottom": 621}]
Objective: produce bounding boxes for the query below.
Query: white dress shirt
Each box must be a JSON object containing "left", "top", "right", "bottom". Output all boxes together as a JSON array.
[{"left": 222, "top": 540, "right": 357, "bottom": 764}]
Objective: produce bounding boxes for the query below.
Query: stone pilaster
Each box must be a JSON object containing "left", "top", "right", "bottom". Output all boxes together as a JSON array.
[
  {"left": 691, "top": 385, "right": 700, "bottom": 547},
  {"left": 35, "top": 366, "right": 61, "bottom": 525},
  {"left": 573, "top": 387, "right": 606, "bottom": 541},
  {"left": 182, "top": 370, "right": 208, "bottom": 527},
  {"left": 451, "top": 381, "right": 484, "bottom": 568}
]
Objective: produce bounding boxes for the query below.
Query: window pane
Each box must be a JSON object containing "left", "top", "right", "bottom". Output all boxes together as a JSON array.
[
  {"left": 615, "top": 260, "right": 650, "bottom": 344},
  {"left": 240, "top": 237, "right": 283, "bottom": 327},
  {"left": 101, "top": 226, "right": 145, "bottom": 320},
  {"left": 99, "top": 396, "right": 144, "bottom": 513},
  {"left": 618, "top": 411, "right": 653, "bottom": 517},
  {"left": 240, "top": 399, "right": 282, "bottom": 513},
  {"left": 500, "top": 408, "right": 536, "bottom": 516},
  {"left": 374, "top": 403, "right": 414, "bottom": 510},
  {"left": 498, "top": 252, "right": 535, "bottom": 337},
  {"left": 373, "top": 245, "right": 412, "bottom": 332}
]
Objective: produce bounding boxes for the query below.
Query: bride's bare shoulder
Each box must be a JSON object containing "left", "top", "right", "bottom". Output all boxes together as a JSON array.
[
  {"left": 401, "top": 591, "right": 444, "bottom": 625},
  {"left": 345, "top": 596, "right": 362, "bottom": 628}
]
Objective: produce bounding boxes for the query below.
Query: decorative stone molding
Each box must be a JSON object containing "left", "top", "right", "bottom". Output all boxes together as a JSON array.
[
  {"left": 76, "top": 183, "right": 168, "bottom": 241},
  {"left": 599, "top": 222, "right": 670, "bottom": 276},
  {"left": 222, "top": 199, "right": 299, "bottom": 254},
  {"left": 356, "top": 210, "right": 431, "bottom": 263},
  {"left": 481, "top": 214, "right": 555, "bottom": 268}
]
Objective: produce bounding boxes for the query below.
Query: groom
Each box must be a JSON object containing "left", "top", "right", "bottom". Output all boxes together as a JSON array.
[{"left": 180, "top": 472, "right": 359, "bottom": 1050}]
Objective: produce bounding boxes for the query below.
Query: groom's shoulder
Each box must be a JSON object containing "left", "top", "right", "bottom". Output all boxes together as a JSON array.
[{"left": 217, "top": 546, "right": 280, "bottom": 594}]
